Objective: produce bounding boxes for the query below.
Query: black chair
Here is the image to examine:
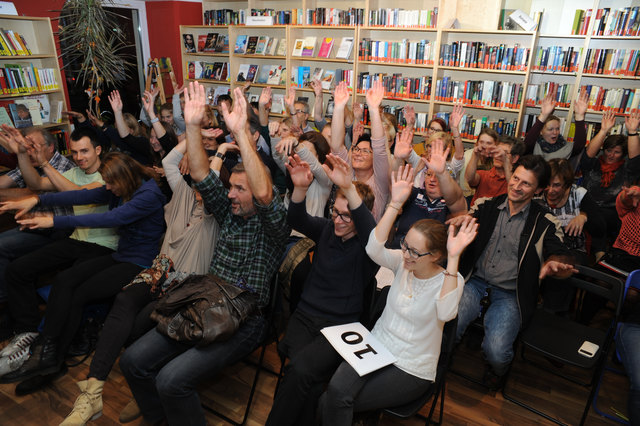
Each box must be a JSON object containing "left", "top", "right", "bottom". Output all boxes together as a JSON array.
[
  {"left": 502, "top": 265, "right": 624, "bottom": 426},
  {"left": 381, "top": 317, "right": 458, "bottom": 426},
  {"left": 201, "top": 271, "right": 282, "bottom": 425}
]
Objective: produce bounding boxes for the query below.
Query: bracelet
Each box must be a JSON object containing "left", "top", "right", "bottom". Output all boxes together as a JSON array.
[
  {"left": 628, "top": 132, "right": 638, "bottom": 137},
  {"left": 442, "top": 270, "right": 457, "bottom": 278},
  {"left": 150, "top": 117, "right": 159, "bottom": 124},
  {"left": 39, "top": 160, "right": 49, "bottom": 169},
  {"left": 387, "top": 204, "right": 402, "bottom": 211}
]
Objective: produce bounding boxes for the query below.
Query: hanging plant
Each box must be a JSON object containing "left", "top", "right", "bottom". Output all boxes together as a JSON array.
[{"left": 57, "top": 0, "right": 134, "bottom": 113}]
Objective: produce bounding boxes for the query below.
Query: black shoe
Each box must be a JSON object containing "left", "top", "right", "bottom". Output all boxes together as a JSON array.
[
  {"left": 0, "top": 337, "right": 61, "bottom": 383},
  {"left": 482, "top": 367, "right": 506, "bottom": 391},
  {"left": 14, "top": 364, "right": 68, "bottom": 396}
]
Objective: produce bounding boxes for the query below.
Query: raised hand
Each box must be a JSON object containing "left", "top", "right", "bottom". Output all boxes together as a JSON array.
[
  {"left": 62, "top": 110, "right": 86, "bottom": 123},
  {"left": 284, "top": 85, "right": 296, "bottom": 111},
  {"left": 310, "top": 79, "right": 323, "bottom": 97},
  {"left": 390, "top": 164, "right": 414, "bottom": 206},
  {"left": 422, "top": 138, "right": 450, "bottom": 175},
  {"left": 201, "top": 127, "right": 223, "bottom": 139},
  {"left": 221, "top": 87, "right": 248, "bottom": 136},
  {"left": 447, "top": 215, "right": 478, "bottom": 258},
  {"left": 333, "top": 81, "right": 350, "bottom": 109},
  {"left": 600, "top": 110, "right": 616, "bottom": 133},
  {"left": 142, "top": 90, "right": 155, "bottom": 115},
  {"left": 352, "top": 121, "right": 365, "bottom": 143},
  {"left": 539, "top": 90, "right": 557, "bottom": 121},
  {"left": 573, "top": 91, "right": 588, "bottom": 121},
  {"left": 268, "top": 121, "right": 279, "bottom": 137},
  {"left": 394, "top": 127, "right": 414, "bottom": 160},
  {"left": 275, "top": 136, "right": 298, "bottom": 157},
  {"left": 0, "top": 124, "right": 26, "bottom": 154},
  {"left": 365, "top": 80, "right": 384, "bottom": 109},
  {"left": 183, "top": 81, "right": 207, "bottom": 127},
  {"left": 449, "top": 103, "right": 465, "bottom": 130},
  {"left": 286, "top": 154, "right": 313, "bottom": 188},
  {"left": 259, "top": 86, "right": 272, "bottom": 108},
  {"left": 173, "top": 81, "right": 186, "bottom": 94},
  {"left": 0, "top": 195, "right": 38, "bottom": 219},
  {"left": 108, "top": 90, "right": 123, "bottom": 112},
  {"left": 403, "top": 105, "right": 416, "bottom": 128},
  {"left": 85, "top": 109, "right": 104, "bottom": 127},
  {"left": 625, "top": 110, "right": 639, "bottom": 134},
  {"left": 352, "top": 102, "right": 363, "bottom": 121},
  {"left": 322, "top": 153, "right": 353, "bottom": 190}
]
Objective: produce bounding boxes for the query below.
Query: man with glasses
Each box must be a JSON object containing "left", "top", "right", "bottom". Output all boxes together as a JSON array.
[
  {"left": 267, "top": 153, "right": 377, "bottom": 426},
  {"left": 284, "top": 86, "right": 315, "bottom": 133}
]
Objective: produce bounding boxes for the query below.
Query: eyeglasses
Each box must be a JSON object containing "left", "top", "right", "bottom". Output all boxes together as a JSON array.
[
  {"left": 428, "top": 127, "right": 442, "bottom": 132},
  {"left": 330, "top": 209, "right": 352, "bottom": 223},
  {"left": 352, "top": 147, "right": 373, "bottom": 155},
  {"left": 295, "top": 109, "right": 308, "bottom": 114},
  {"left": 400, "top": 237, "right": 431, "bottom": 259}
]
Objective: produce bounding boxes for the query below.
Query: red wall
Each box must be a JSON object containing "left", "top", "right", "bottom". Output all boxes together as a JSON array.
[{"left": 146, "top": 1, "right": 202, "bottom": 95}]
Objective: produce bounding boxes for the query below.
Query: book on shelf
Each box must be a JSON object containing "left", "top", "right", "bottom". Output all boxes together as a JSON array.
[
  {"left": 336, "top": 37, "right": 354, "bottom": 60},
  {"left": 279, "top": 67, "right": 287, "bottom": 85},
  {"left": 321, "top": 69, "right": 335, "bottom": 90},
  {"left": 255, "top": 65, "right": 272, "bottom": 84},
  {"left": 24, "top": 94, "right": 50, "bottom": 123},
  {"left": 214, "top": 35, "right": 228, "bottom": 53},
  {"left": 358, "top": 72, "right": 431, "bottom": 100},
  {"left": 0, "top": 106, "right": 13, "bottom": 127},
  {"left": 255, "top": 36, "right": 269, "bottom": 55},
  {"left": 265, "top": 38, "right": 277, "bottom": 56},
  {"left": 220, "top": 62, "right": 229, "bottom": 81},
  {"left": 434, "top": 77, "right": 523, "bottom": 109},
  {"left": 50, "top": 100, "right": 63, "bottom": 124},
  {"left": 203, "top": 33, "right": 218, "bottom": 53},
  {"left": 237, "top": 63, "right": 250, "bottom": 82},
  {"left": 8, "top": 102, "right": 33, "bottom": 128},
  {"left": 202, "top": 63, "right": 215, "bottom": 79},
  {"left": 203, "top": 8, "right": 246, "bottom": 25},
  {"left": 0, "top": 64, "right": 58, "bottom": 94},
  {"left": 275, "top": 39, "right": 287, "bottom": 57},
  {"left": 267, "top": 65, "right": 283, "bottom": 85},
  {"left": 21, "top": 99, "right": 42, "bottom": 126},
  {"left": 302, "top": 37, "right": 317, "bottom": 57},
  {"left": 292, "top": 7, "right": 364, "bottom": 26},
  {"left": 234, "top": 35, "right": 248, "bottom": 54},
  {"left": 359, "top": 39, "right": 434, "bottom": 65},
  {"left": 292, "top": 39, "right": 305, "bottom": 57},
  {"left": 297, "top": 66, "right": 311, "bottom": 88},
  {"left": 325, "top": 99, "right": 334, "bottom": 118},
  {"left": 318, "top": 38, "right": 334, "bottom": 59},
  {"left": 245, "top": 36, "right": 259, "bottom": 55},
  {"left": 246, "top": 65, "right": 259, "bottom": 83},
  {"left": 368, "top": 8, "right": 438, "bottom": 28},
  {"left": 526, "top": 82, "right": 573, "bottom": 108},
  {"left": 439, "top": 41, "right": 529, "bottom": 71},
  {"left": 197, "top": 35, "right": 207, "bottom": 52},
  {"left": 212, "top": 86, "right": 230, "bottom": 106},
  {"left": 251, "top": 8, "right": 293, "bottom": 25},
  {"left": 290, "top": 66, "right": 298, "bottom": 85},
  {"left": 579, "top": 85, "right": 640, "bottom": 114},
  {"left": 311, "top": 67, "right": 324, "bottom": 83},
  {"left": 271, "top": 94, "right": 285, "bottom": 114},
  {"left": 0, "top": 29, "right": 32, "bottom": 56},
  {"left": 183, "top": 34, "right": 196, "bottom": 53},
  {"left": 533, "top": 46, "right": 581, "bottom": 73},
  {"left": 591, "top": 7, "right": 640, "bottom": 36},
  {"left": 582, "top": 48, "right": 639, "bottom": 76},
  {"left": 334, "top": 69, "right": 353, "bottom": 89},
  {"left": 248, "top": 94, "right": 259, "bottom": 103}
]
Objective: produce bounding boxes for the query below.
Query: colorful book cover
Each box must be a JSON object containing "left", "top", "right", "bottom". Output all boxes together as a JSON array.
[
  {"left": 302, "top": 36, "right": 317, "bottom": 57},
  {"left": 220, "top": 62, "right": 229, "bottom": 81},
  {"left": 275, "top": 39, "right": 287, "bottom": 56},
  {"left": 255, "top": 36, "right": 269, "bottom": 55},
  {"left": 234, "top": 35, "right": 248, "bottom": 54},
  {"left": 214, "top": 35, "right": 226, "bottom": 53},
  {"left": 8, "top": 102, "right": 33, "bottom": 128},
  {"left": 311, "top": 67, "right": 324, "bottom": 82},
  {"left": 298, "top": 66, "right": 311, "bottom": 87},
  {"left": 195, "top": 61, "right": 204, "bottom": 79},
  {"left": 183, "top": 34, "right": 196, "bottom": 52},
  {"left": 271, "top": 93, "right": 285, "bottom": 114},
  {"left": 267, "top": 65, "right": 283, "bottom": 85},
  {"left": 25, "top": 94, "right": 50, "bottom": 123},
  {"left": 321, "top": 69, "right": 335, "bottom": 90},
  {"left": 246, "top": 64, "right": 259, "bottom": 82},
  {"left": 318, "top": 37, "right": 334, "bottom": 58},
  {"left": 202, "top": 63, "right": 215, "bottom": 79},
  {"left": 203, "top": 33, "right": 218, "bottom": 52},
  {"left": 245, "top": 36, "right": 259, "bottom": 55},
  {"left": 212, "top": 62, "right": 224, "bottom": 80},
  {"left": 265, "top": 38, "right": 277, "bottom": 56},
  {"left": 255, "top": 65, "right": 272, "bottom": 83},
  {"left": 237, "top": 63, "right": 250, "bottom": 81},
  {"left": 197, "top": 35, "right": 208, "bottom": 52},
  {"left": 292, "top": 39, "right": 305, "bottom": 56},
  {"left": 279, "top": 67, "right": 287, "bottom": 85}
]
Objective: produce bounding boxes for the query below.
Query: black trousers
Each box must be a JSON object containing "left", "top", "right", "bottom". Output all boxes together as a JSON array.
[
  {"left": 266, "top": 310, "right": 344, "bottom": 426},
  {"left": 89, "top": 281, "right": 157, "bottom": 380},
  {"left": 6, "top": 238, "right": 114, "bottom": 333}
]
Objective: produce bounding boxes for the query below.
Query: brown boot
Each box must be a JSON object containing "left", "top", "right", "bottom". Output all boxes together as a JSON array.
[
  {"left": 59, "top": 379, "right": 104, "bottom": 425},
  {"left": 119, "top": 398, "right": 141, "bottom": 423}
]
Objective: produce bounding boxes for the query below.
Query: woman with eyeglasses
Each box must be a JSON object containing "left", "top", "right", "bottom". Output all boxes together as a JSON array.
[{"left": 320, "top": 164, "right": 477, "bottom": 425}]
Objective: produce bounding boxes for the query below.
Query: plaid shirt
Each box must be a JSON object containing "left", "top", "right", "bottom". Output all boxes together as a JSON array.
[
  {"left": 7, "top": 151, "right": 75, "bottom": 216},
  {"left": 195, "top": 169, "right": 289, "bottom": 307}
]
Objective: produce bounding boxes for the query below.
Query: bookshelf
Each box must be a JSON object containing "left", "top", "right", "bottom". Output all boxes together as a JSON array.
[
  {"left": 178, "top": 0, "right": 639, "bottom": 143},
  {"left": 0, "top": 15, "right": 70, "bottom": 150}
]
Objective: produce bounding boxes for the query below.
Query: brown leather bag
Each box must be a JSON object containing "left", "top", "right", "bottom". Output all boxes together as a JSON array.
[{"left": 150, "top": 274, "right": 258, "bottom": 346}]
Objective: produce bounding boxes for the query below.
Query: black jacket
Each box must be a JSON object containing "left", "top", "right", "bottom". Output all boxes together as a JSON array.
[{"left": 460, "top": 194, "right": 569, "bottom": 328}]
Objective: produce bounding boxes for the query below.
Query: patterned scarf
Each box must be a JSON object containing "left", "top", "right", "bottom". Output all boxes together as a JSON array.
[
  {"left": 537, "top": 134, "right": 567, "bottom": 153},
  {"left": 599, "top": 155, "right": 624, "bottom": 188}
]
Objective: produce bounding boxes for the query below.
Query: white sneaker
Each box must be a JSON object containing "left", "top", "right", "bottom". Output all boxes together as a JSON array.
[
  {"left": 0, "top": 332, "right": 38, "bottom": 357},
  {"left": 0, "top": 347, "right": 30, "bottom": 376}
]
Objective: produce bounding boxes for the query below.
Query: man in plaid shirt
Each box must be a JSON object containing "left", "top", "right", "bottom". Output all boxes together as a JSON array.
[{"left": 120, "top": 82, "right": 289, "bottom": 425}]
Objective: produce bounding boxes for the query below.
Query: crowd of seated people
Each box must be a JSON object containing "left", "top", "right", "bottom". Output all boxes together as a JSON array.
[{"left": 0, "top": 76, "right": 637, "bottom": 426}]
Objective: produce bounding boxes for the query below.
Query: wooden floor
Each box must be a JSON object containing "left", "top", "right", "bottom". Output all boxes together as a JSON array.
[{"left": 0, "top": 336, "right": 629, "bottom": 426}]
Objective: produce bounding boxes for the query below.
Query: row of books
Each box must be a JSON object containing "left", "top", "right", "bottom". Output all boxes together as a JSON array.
[
  {"left": 456, "top": 114, "right": 518, "bottom": 138},
  {"left": 357, "top": 72, "right": 432, "bottom": 100},
  {"left": 0, "top": 65, "right": 58, "bottom": 95},
  {"left": 239, "top": 64, "right": 286, "bottom": 85},
  {"left": 579, "top": 85, "right": 640, "bottom": 114},
  {"left": 358, "top": 39, "right": 434, "bottom": 65},
  {"left": 572, "top": 7, "right": 640, "bottom": 37},
  {"left": 203, "top": 9, "right": 246, "bottom": 26},
  {"left": 291, "top": 65, "right": 351, "bottom": 89},
  {"left": 582, "top": 48, "right": 640, "bottom": 77},
  {"left": 525, "top": 83, "right": 574, "bottom": 108},
  {"left": 291, "top": 37, "right": 353, "bottom": 59},
  {"left": 532, "top": 46, "right": 581, "bottom": 73},
  {"left": 367, "top": 8, "right": 438, "bottom": 28},
  {"left": 0, "top": 28, "right": 32, "bottom": 56},
  {"left": 434, "top": 78, "right": 524, "bottom": 110},
  {"left": 248, "top": 8, "right": 365, "bottom": 26},
  {"left": 0, "top": 95, "right": 62, "bottom": 129},
  {"left": 439, "top": 42, "right": 530, "bottom": 72},
  {"left": 183, "top": 33, "right": 229, "bottom": 54},
  {"left": 234, "top": 35, "right": 287, "bottom": 56},
  {"left": 186, "top": 61, "right": 230, "bottom": 82}
]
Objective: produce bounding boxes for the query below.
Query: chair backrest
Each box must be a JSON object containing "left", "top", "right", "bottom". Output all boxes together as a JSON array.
[
  {"left": 572, "top": 265, "right": 625, "bottom": 318},
  {"left": 435, "top": 317, "right": 458, "bottom": 384},
  {"left": 624, "top": 269, "right": 640, "bottom": 299}
]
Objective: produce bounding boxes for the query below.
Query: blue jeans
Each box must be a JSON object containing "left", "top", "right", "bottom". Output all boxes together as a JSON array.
[
  {"left": 456, "top": 276, "right": 521, "bottom": 376},
  {"left": 119, "top": 315, "right": 267, "bottom": 426},
  {"left": 0, "top": 227, "right": 56, "bottom": 302},
  {"left": 618, "top": 322, "right": 640, "bottom": 425}
]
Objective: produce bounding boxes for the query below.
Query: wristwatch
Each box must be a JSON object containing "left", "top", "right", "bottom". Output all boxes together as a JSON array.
[{"left": 215, "top": 151, "right": 226, "bottom": 161}]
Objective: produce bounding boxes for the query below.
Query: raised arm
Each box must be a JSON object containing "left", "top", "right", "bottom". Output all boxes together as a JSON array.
[
  {"left": 366, "top": 80, "right": 385, "bottom": 141},
  {"left": 183, "top": 82, "right": 211, "bottom": 182},
  {"left": 571, "top": 91, "right": 588, "bottom": 155},
  {"left": 310, "top": 79, "right": 324, "bottom": 123},
  {"left": 108, "top": 90, "right": 130, "bottom": 139},
  {"left": 142, "top": 88, "right": 167, "bottom": 139},
  {"left": 223, "top": 86, "right": 273, "bottom": 204},
  {"left": 423, "top": 138, "right": 467, "bottom": 215},
  {"left": 172, "top": 83, "right": 186, "bottom": 132},
  {"left": 391, "top": 127, "right": 414, "bottom": 171},
  {"left": 449, "top": 103, "right": 465, "bottom": 160},
  {"left": 441, "top": 216, "right": 477, "bottom": 298},
  {"left": 284, "top": 85, "right": 302, "bottom": 129},
  {"left": 626, "top": 111, "right": 640, "bottom": 159},
  {"left": 465, "top": 145, "right": 483, "bottom": 187},
  {"left": 258, "top": 86, "right": 272, "bottom": 127},
  {"left": 586, "top": 110, "right": 615, "bottom": 158},
  {"left": 322, "top": 153, "right": 361, "bottom": 210},
  {"left": 375, "top": 164, "right": 413, "bottom": 242},
  {"left": 524, "top": 90, "right": 556, "bottom": 153},
  {"left": 330, "top": 81, "right": 350, "bottom": 152}
]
